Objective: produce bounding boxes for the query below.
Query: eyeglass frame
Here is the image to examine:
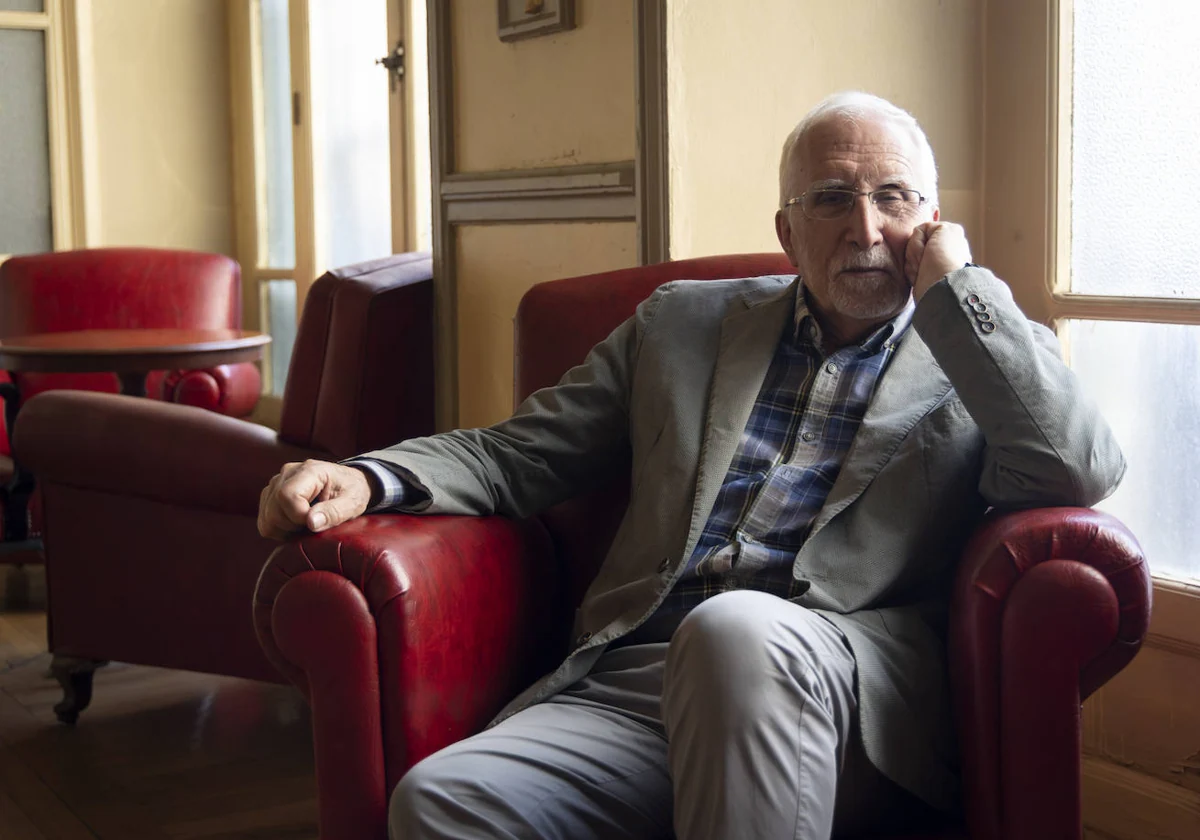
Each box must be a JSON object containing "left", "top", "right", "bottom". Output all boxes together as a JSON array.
[{"left": 782, "top": 187, "right": 930, "bottom": 221}]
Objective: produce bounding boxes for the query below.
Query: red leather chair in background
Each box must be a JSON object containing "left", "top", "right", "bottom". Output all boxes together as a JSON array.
[
  {"left": 12, "top": 253, "right": 434, "bottom": 722},
  {"left": 252, "top": 254, "right": 1151, "bottom": 840},
  {"left": 0, "top": 248, "right": 261, "bottom": 546}
]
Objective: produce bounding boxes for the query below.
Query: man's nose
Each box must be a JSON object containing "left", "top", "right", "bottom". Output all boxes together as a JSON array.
[{"left": 845, "top": 194, "right": 886, "bottom": 249}]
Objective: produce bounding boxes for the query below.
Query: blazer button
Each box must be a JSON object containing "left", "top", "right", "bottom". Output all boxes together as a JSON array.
[
  {"left": 658, "top": 557, "right": 671, "bottom": 573},
  {"left": 576, "top": 632, "right": 592, "bottom": 647},
  {"left": 980, "top": 322, "right": 996, "bottom": 333},
  {"left": 966, "top": 293, "right": 981, "bottom": 305},
  {"left": 972, "top": 302, "right": 988, "bottom": 313}
]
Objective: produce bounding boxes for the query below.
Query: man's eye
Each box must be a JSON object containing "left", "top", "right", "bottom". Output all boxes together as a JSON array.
[
  {"left": 874, "top": 190, "right": 904, "bottom": 204},
  {"left": 814, "top": 191, "right": 851, "bottom": 206}
]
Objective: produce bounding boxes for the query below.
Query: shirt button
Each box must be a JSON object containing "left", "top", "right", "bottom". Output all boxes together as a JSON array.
[
  {"left": 657, "top": 557, "right": 670, "bottom": 573},
  {"left": 801, "top": 431, "right": 817, "bottom": 442},
  {"left": 576, "top": 632, "right": 592, "bottom": 646},
  {"left": 824, "top": 362, "right": 837, "bottom": 374}
]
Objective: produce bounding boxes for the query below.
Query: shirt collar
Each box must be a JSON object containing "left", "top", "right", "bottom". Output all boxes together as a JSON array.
[{"left": 792, "top": 279, "right": 915, "bottom": 353}]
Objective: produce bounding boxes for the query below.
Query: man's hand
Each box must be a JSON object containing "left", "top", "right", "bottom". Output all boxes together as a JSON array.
[
  {"left": 905, "top": 221, "right": 973, "bottom": 301},
  {"left": 257, "top": 459, "right": 373, "bottom": 540}
]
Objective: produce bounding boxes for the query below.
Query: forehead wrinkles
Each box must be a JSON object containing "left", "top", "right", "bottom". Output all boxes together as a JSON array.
[{"left": 808, "top": 140, "right": 916, "bottom": 182}]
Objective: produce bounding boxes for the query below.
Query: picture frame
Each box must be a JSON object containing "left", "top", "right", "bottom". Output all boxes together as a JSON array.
[{"left": 497, "top": 0, "right": 576, "bottom": 42}]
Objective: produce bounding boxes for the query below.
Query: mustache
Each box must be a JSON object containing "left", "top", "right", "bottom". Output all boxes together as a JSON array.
[{"left": 836, "top": 250, "right": 898, "bottom": 273}]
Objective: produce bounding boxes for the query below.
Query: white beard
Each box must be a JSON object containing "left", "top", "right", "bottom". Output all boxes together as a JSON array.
[{"left": 825, "top": 271, "right": 911, "bottom": 321}]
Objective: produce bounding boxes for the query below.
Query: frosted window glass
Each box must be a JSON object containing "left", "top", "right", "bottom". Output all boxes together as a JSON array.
[
  {"left": 309, "top": 0, "right": 393, "bottom": 268},
  {"left": 0, "top": 28, "right": 52, "bottom": 255},
  {"left": 0, "top": 1, "right": 45, "bottom": 12},
  {"left": 265, "top": 279, "right": 297, "bottom": 397},
  {"left": 259, "top": 0, "right": 296, "bottom": 269},
  {"left": 1070, "top": 2, "right": 1200, "bottom": 297},
  {"left": 1066, "top": 319, "right": 1200, "bottom": 581}
]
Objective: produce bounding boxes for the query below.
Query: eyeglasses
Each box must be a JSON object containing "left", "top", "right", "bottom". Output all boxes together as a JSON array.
[{"left": 783, "top": 188, "right": 928, "bottom": 221}]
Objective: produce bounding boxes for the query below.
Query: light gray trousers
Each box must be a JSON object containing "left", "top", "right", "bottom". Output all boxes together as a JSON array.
[{"left": 389, "top": 590, "right": 923, "bottom": 839}]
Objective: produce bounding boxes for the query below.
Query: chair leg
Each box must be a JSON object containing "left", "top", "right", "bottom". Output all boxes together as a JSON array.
[{"left": 50, "top": 655, "right": 106, "bottom": 725}]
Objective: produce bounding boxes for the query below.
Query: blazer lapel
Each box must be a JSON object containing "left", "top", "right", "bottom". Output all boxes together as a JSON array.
[
  {"left": 807, "top": 327, "right": 952, "bottom": 538},
  {"left": 681, "top": 280, "right": 797, "bottom": 558}
]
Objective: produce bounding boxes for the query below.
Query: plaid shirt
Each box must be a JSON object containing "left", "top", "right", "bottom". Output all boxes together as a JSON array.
[
  {"left": 656, "top": 287, "right": 913, "bottom": 615},
  {"left": 351, "top": 284, "right": 913, "bottom": 616}
]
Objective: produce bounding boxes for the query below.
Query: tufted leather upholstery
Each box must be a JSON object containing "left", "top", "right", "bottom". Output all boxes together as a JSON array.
[
  {"left": 12, "top": 253, "right": 434, "bottom": 683},
  {"left": 253, "top": 253, "right": 1151, "bottom": 840}
]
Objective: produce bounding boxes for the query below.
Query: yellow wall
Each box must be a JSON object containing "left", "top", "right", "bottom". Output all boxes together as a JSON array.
[
  {"left": 448, "top": 0, "right": 637, "bottom": 426},
  {"left": 456, "top": 222, "right": 638, "bottom": 429},
  {"left": 80, "top": 0, "right": 235, "bottom": 255},
  {"left": 667, "top": 0, "right": 983, "bottom": 260},
  {"left": 451, "top": 0, "right": 636, "bottom": 171}
]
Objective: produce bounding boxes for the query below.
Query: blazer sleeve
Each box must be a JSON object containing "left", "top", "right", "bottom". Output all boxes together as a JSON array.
[
  {"left": 356, "top": 284, "right": 674, "bottom": 519},
  {"left": 912, "top": 265, "right": 1126, "bottom": 509}
]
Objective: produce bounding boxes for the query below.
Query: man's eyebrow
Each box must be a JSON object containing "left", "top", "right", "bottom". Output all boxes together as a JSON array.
[
  {"left": 807, "top": 176, "right": 917, "bottom": 192},
  {"left": 808, "top": 179, "right": 851, "bottom": 191}
]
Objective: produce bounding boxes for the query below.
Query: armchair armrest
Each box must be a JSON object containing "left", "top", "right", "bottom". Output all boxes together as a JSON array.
[
  {"left": 253, "top": 513, "right": 557, "bottom": 840},
  {"left": 950, "top": 507, "right": 1151, "bottom": 840},
  {"left": 161, "top": 362, "right": 262, "bottom": 418},
  {"left": 13, "top": 390, "right": 318, "bottom": 515}
]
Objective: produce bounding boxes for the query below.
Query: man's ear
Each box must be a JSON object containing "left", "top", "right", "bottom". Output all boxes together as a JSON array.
[{"left": 775, "top": 210, "right": 800, "bottom": 267}]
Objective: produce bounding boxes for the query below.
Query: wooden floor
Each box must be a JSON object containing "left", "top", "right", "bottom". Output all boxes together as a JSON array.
[{"left": 0, "top": 565, "right": 318, "bottom": 839}]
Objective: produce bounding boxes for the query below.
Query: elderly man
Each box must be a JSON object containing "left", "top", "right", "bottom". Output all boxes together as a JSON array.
[{"left": 258, "top": 92, "right": 1124, "bottom": 839}]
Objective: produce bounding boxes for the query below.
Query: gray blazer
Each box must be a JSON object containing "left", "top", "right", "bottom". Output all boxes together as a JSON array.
[{"left": 364, "top": 266, "right": 1125, "bottom": 810}]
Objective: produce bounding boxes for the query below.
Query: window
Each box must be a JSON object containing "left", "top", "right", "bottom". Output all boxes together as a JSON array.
[
  {"left": 1055, "top": 0, "right": 1200, "bottom": 583},
  {"left": 230, "top": 0, "right": 430, "bottom": 403},
  {"left": 0, "top": 0, "right": 81, "bottom": 257}
]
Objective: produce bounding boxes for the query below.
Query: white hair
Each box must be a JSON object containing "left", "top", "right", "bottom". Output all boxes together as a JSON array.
[{"left": 778, "top": 92, "right": 939, "bottom": 208}]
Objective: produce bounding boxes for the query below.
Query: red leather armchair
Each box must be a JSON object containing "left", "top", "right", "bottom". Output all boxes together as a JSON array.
[
  {"left": 0, "top": 247, "right": 262, "bottom": 420},
  {"left": 12, "top": 253, "right": 434, "bottom": 719},
  {"left": 0, "top": 248, "right": 261, "bottom": 545},
  {"left": 252, "top": 254, "right": 1151, "bottom": 840}
]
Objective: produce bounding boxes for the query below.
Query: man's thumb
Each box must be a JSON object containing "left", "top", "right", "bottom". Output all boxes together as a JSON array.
[{"left": 307, "top": 497, "right": 355, "bottom": 532}]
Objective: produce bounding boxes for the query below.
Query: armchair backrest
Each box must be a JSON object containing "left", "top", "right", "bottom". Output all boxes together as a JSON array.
[
  {"left": 0, "top": 247, "right": 243, "bottom": 431},
  {"left": 279, "top": 252, "right": 435, "bottom": 459},
  {"left": 514, "top": 253, "right": 795, "bottom": 606},
  {"left": 0, "top": 248, "right": 241, "bottom": 337}
]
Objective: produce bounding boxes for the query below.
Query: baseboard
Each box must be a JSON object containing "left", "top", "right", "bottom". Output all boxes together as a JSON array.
[{"left": 1082, "top": 755, "right": 1200, "bottom": 840}]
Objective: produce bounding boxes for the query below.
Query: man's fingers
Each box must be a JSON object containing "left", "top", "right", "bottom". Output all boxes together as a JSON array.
[
  {"left": 306, "top": 469, "right": 373, "bottom": 531},
  {"left": 307, "top": 496, "right": 354, "bottom": 532},
  {"left": 257, "top": 460, "right": 370, "bottom": 540},
  {"left": 257, "top": 480, "right": 273, "bottom": 537},
  {"left": 276, "top": 464, "right": 329, "bottom": 522},
  {"left": 905, "top": 224, "right": 930, "bottom": 284}
]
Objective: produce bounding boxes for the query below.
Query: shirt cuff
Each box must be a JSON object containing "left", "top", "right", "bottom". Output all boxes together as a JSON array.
[{"left": 342, "top": 457, "right": 408, "bottom": 512}]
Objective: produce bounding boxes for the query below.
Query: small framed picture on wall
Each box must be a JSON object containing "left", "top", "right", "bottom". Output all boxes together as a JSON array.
[{"left": 498, "top": 0, "right": 576, "bottom": 42}]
